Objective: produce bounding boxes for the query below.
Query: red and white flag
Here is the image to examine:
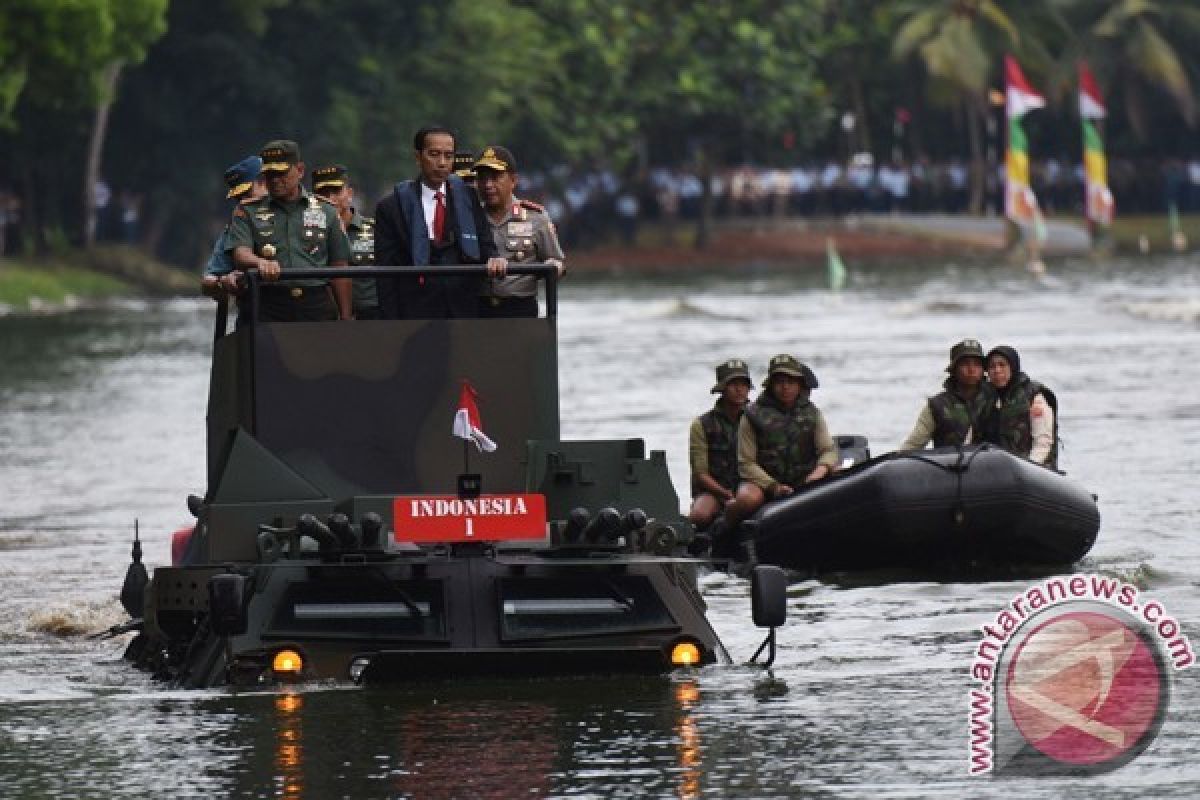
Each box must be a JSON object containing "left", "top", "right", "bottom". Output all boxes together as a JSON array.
[
  {"left": 1079, "top": 62, "right": 1107, "bottom": 120},
  {"left": 1005, "top": 55, "right": 1045, "bottom": 119},
  {"left": 452, "top": 380, "right": 497, "bottom": 452}
]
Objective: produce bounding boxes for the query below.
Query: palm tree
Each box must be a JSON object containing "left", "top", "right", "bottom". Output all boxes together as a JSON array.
[
  {"left": 1047, "top": 0, "right": 1200, "bottom": 140},
  {"left": 890, "top": 0, "right": 1024, "bottom": 214}
]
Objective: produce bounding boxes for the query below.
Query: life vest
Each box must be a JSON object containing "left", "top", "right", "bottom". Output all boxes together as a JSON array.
[
  {"left": 698, "top": 405, "right": 740, "bottom": 492},
  {"left": 744, "top": 393, "right": 820, "bottom": 487},
  {"left": 927, "top": 379, "right": 994, "bottom": 447},
  {"left": 393, "top": 175, "right": 481, "bottom": 265},
  {"left": 988, "top": 373, "right": 1059, "bottom": 468}
]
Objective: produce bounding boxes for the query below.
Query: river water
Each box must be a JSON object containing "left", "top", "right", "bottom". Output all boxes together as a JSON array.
[{"left": 1, "top": 255, "right": 1198, "bottom": 797}]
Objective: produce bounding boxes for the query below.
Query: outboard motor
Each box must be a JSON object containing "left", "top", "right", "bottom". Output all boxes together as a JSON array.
[{"left": 119, "top": 521, "right": 149, "bottom": 619}]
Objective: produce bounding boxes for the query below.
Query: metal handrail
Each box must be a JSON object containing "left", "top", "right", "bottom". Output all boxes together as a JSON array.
[{"left": 212, "top": 263, "right": 560, "bottom": 343}]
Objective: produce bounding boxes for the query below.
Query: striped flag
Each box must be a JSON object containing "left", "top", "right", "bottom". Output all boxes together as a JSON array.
[
  {"left": 1079, "top": 62, "right": 1114, "bottom": 227},
  {"left": 1004, "top": 56, "right": 1045, "bottom": 232},
  {"left": 452, "top": 380, "right": 497, "bottom": 452}
]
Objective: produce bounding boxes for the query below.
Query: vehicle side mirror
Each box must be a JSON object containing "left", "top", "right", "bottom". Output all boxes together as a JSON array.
[
  {"left": 751, "top": 565, "right": 787, "bottom": 628},
  {"left": 748, "top": 565, "right": 787, "bottom": 668}
]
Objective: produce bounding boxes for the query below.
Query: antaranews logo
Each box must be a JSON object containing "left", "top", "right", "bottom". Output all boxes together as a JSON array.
[{"left": 967, "top": 574, "right": 1193, "bottom": 776}]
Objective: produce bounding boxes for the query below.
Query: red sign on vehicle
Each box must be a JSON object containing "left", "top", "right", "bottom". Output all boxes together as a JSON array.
[{"left": 392, "top": 494, "right": 548, "bottom": 543}]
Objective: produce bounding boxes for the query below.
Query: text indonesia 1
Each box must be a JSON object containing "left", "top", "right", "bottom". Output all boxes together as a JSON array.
[
  {"left": 968, "top": 573, "right": 1193, "bottom": 776},
  {"left": 393, "top": 493, "right": 547, "bottom": 542}
]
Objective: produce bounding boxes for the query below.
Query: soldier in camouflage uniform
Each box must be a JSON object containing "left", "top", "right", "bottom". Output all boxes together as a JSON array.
[
  {"left": 900, "top": 338, "right": 996, "bottom": 450},
  {"left": 687, "top": 359, "right": 753, "bottom": 530},
  {"left": 226, "top": 140, "right": 353, "bottom": 321},
  {"left": 983, "top": 345, "right": 1057, "bottom": 468},
  {"left": 724, "top": 354, "right": 838, "bottom": 529},
  {"left": 312, "top": 164, "right": 380, "bottom": 318}
]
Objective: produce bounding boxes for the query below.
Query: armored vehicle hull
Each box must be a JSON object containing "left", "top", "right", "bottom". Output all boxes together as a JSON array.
[{"left": 120, "top": 268, "right": 733, "bottom": 687}]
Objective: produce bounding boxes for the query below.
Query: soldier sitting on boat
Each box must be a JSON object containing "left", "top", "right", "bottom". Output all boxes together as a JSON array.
[
  {"left": 723, "top": 354, "right": 838, "bottom": 535},
  {"left": 901, "top": 338, "right": 996, "bottom": 450},
  {"left": 983, "top": 344, "right": 1058, "bottom": 468},
  {"left": 687, "top": 359, "right": 753, "bottom": 531}
]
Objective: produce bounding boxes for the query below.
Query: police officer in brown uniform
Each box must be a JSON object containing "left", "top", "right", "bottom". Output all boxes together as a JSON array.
[
  {"left": 225, "top": 140, "right": 353, "bottom": 321},
  {"left": 687, "top": 359, "right": 753, "bottom": 531},
  {"left": 312, "top": 164, "right": 380, "bottom": 319},
  {"left": 473, "top": 145, "right": 565, "bottom": 318}
]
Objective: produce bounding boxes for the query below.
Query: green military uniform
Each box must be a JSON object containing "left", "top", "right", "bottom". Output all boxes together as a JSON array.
[
  {"left": 345, "top": 211, "right": 378, "bottom": 317},
  {"left": 689, "top": 358, "right": 752, "bottom": 497},
  {"left": 313, "top": 163, "right": 379, "bottom": 319},
  {"left": 738, "top": 354, "right": 837, "bottom": 492},
  {"left": 226, "top": 141, "right": 351, "bottom": 322},
  {"left": 901, "top": 339, "right": 994, "bottom": 449},
  {"left": 690, "top": 404, "right": 741, "bottom": 496},
  {"left": 983, "top": 346, "right": 1058, "bottom": 468}
]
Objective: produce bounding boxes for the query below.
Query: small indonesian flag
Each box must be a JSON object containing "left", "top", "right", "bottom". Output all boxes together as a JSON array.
[
  {"left": 453, "top": 380, "right": 497, "bottom": 452},
  {"left": 1005, "top": 55, "right": 1044, "bottom": 119}
]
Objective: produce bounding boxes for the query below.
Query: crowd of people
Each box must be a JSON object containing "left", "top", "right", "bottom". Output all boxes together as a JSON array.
[
  {"left": 518, "top": 156, "right": 1200, "bottom": 249},
  {"left": 6, "top": 152, "right": 1200, "bottom": 261},
  {"left": 687, "top": 340, "right": 1057, "bottom": 557}
]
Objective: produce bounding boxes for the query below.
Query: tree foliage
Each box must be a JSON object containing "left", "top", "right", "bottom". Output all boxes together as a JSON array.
[{"left": 1, "top": 0, "right": 1199, "bottom": 263}]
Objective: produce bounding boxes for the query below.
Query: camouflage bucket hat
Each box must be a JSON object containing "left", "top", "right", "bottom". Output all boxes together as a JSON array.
[
  {"left": 711, "top": 358, "right": 752, "bottom": 393},
  {"left": 946, "top": 338, "right": 985, "bottom": 372},
  {"left": 763, "top": 354, "right": 818, "bottom": 389}
]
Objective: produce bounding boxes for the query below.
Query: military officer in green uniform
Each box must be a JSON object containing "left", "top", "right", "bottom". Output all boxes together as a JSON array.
[
  {"left": 901, "top": 338, "right": 996, "bottom": 450},
  {"left": 473, "top": 145, "right": 565, "bottom": 318},
  {"left": 725, "top": 354, "right": 838, "bottom": 529},
  {"left": 312, "top": 164, "right": 380, "bottom": 319},
  {"left": 687, "top": 359, "right": 753, "bottom": 531},
  {"left": 225, "top": 139, "right": 353, "bottom": 321}
]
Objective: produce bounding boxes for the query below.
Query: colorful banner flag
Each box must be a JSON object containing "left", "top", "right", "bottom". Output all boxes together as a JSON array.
[
  {"left": 452, "top": 380, "right": 497, "bottom": 452},
  {"left": 1004, "top": 56, "right": 1045, "bottom": 232},
  {"left": 1079, "top": 62, "right": 1114, "bottom": 228}
]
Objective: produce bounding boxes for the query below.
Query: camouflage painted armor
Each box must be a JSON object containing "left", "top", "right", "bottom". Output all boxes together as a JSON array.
[
  {"left": 927, "top": 379, "right": 995, "bottom": 447},
  {"left": 744, "top": 394, "right": 819, "bottom": 487},
  {"left": 988, "top": 373, "right": 1058, "bottom": 468},
  {"left": 698, "top": 406, "right": 740, "bottom": 492}
]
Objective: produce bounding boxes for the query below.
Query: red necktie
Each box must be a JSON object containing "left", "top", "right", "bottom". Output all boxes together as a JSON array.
[{"left": 433, "top": 190, "right": 446, "bottom": 242}]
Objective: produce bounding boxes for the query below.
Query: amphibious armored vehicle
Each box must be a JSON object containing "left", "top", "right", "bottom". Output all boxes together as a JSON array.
[{"left": 118, "top": 266, "right": 779, "bottom": 688}]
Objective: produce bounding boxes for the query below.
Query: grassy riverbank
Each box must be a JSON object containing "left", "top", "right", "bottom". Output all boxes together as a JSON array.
[
  {"left": 0, "top": 245, "right": 194, "bottom": 311},
  {"left": 0, "top": 260, "right": 129, "bottom": 310}
]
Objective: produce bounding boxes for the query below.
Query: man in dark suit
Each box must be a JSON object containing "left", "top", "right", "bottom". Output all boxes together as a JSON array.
[{"left": 374, "top": 125, "right": 505, "bottom": 318}]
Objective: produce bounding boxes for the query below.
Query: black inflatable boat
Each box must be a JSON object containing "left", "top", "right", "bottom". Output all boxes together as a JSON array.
[{"left": 747, "top": 442, "right": 1100, "bottom": 575}]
